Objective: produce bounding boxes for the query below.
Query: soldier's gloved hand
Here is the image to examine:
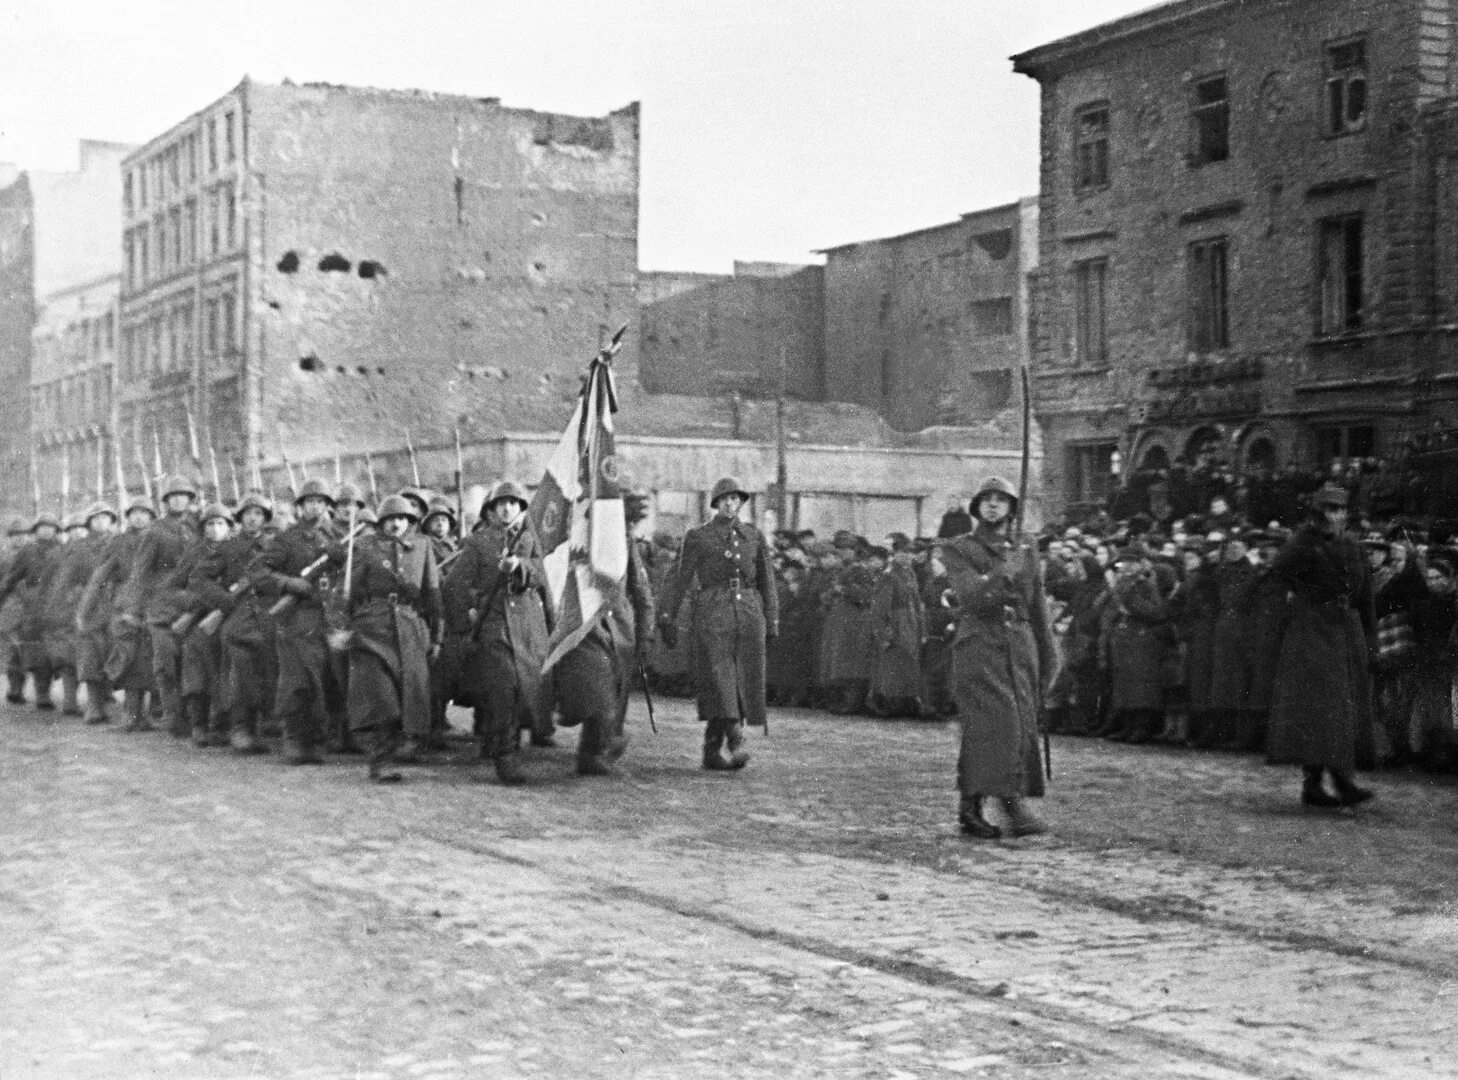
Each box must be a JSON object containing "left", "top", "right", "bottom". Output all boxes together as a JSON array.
[{"left": 658, "top": 621, "right": 679, "bottom": 650}]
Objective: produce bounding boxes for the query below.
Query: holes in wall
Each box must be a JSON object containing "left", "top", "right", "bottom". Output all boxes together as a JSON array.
[
  {"left": 277, "top": 251, "right": 300, "bottom": 273},
  {"left": 357, "top": 260, "right": 386, "bottom": 279},
  {"left": 298, "top": 355, "right": 321, "bottom": 372},
  {"left": 318, "top": 253, "right": 351, "bottom": 272}
]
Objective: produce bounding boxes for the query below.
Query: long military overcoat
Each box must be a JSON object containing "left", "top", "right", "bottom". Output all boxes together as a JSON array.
[
  {"left": 1267, "top": 523, "right": 1375, "bottom": 773},
  {"left": 659, "top": 515, "right": 779, "bottom": 727},
  {"left": 939, "top": 522, "right": 1055, "bottom": 798}
]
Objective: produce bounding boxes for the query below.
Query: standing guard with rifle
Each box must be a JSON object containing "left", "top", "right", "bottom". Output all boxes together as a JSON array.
[
  {"left": 334, "top": 494, "right": 442, "bottom": 783},
  {"left": 259, "top": 478, "right": 342, "bottom": 765},
  {"left": 936, "top": 476, "right": 1057, "bottom": 839},
  {"left": 444, "top": 479, "right": 552, "bottom": 785}
]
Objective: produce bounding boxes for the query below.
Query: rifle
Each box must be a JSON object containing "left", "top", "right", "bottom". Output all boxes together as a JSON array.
[
  {"left": 636, "top": 650, "right": 657, "bottom": 734},
  {"left": 452, "top": 426, "right": 466, "bottom": 542},
  {"left": 208, "top": 441, "right": 222, "bottom": 503},
  {"left": 228, "top": 457, "right": 242, "bottom": 504},
  {"left": 267, "top": 521, "right": 368, "bottom": 616},
  {"left": 404, "top": 430, "right": 421, "bottom": 487},
  {"left": 1015, "top": 361, "right": 1052, "bottom": 783},
  {"left": 364, "top": 450, "right": 379, "bottom": 504},
  {"left": 281, "top": 452, "right": 299, "bottom": 498},
  {"left": 174, "top": 545, "right": 270, "bottom": 636}
]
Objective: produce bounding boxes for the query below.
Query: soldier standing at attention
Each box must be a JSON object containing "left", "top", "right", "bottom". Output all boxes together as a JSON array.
[
  {"left": 657, "top": 477, "right": 779, "bottom": 771},
  {"left": 259, "top": 478, "right": 341, "bottom": 765},
  {"left": 938, "top": 477, "right": 1057, "bottom": 840},
  {"left": 127, "top": 476, "right": 202, "bottom": 737}
]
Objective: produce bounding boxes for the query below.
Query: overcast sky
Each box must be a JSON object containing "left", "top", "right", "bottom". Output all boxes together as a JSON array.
[{"left": 0, "top": 0, "right": 1154, "bottom": 271}]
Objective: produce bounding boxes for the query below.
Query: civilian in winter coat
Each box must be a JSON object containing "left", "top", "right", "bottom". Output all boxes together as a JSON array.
[
  {"left": 938, "top": 477, "right": 1056, "bottom": 840},
  {"left": 1267, "top": 483, "right": 1377, "bottom": 808},
  {"left": 866, "top": 552, "right": 926, "bottom": 717},
  {"left": 1101, "top": 544, "right": 1170, "bottom": 744}
]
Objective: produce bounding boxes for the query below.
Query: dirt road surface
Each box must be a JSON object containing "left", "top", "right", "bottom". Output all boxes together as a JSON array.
[{"left": 1, "top": 695, "right": 1455, "bottom": 1079}]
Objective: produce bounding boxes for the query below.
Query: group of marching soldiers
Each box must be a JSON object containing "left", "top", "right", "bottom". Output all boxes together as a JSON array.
[{"left": 0, "top": 472, "right": 660, "bottom": 785}]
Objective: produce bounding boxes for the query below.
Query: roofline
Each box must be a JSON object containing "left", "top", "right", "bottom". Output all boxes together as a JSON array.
[
  {"left": 1011, "top": 0, "right": 1243, "bottom": 77},
  {"left": 816, "top": 200, "right": 1023, "bottom": 254}
]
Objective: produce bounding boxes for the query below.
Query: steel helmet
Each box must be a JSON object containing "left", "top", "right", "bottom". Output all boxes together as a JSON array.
[
  {"left": 969, "top": 475, "right": 1019, "bottom": 514},
  {"left": 199, "top": 502, "right": 233, "bottom": 526},
  {"left": 83, "top": 502, "right": 118, "bottom": 527},
  {"left": 234, "top": 490, "right": 274, "bottom": 522},
  {"left": 160, "top": 474, "right": 199, "bottom": 500},
  {"left": 709, "top": 476, "right": 750, "bottom": 508},
  {"left": 335, "top": 481, "right": 366, "bottom": 509},
  {"left": 295, "top": 477, "right": 336, "bottom": 505},
  {"left": 482, "top": 480, "right": 530, "bottom": 513},
  {"left": 377, "top": 493, "right": 420, "bottom": 523}
]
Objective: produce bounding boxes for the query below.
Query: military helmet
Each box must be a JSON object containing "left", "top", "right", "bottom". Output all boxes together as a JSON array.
[
  {"left": 233, "top": 490, "right": 274, "bottom": 522},
  {"left": 424, "top": 495, "right": 457, "bottom": 522},
  {"left": 970, "top": 475, "right": 1019, "bottom": 514},
  {"left": 160, "top": 474, "right": 199, "bottom": 500},
  {"left": 483, "top": 479, "right": 530, "bottom": 512},
  {"left": 397, "top": 486, "right": 431, "bottom": 513},
  {"left": 63, "top": 513, "right": 88, "bottom": 533},
  {"left": 356, "top": 505, "right": 379, "bottom": 527},
  {"left": 335, "top": 481, "right": 366, "bottom": 509},
  {"left": 295, "top": 477, "right": 336, "bottom": 505},
  {"left": 83, "top": 502, "right": 118, "bottom": 527},
  {"left": 199, "top": 502, "right": 233, "bottom": 526},
  {"left": 377, "top": 493, "right": 420, "bottom": 523},
  {"left": 32, "top": 511, "right": 62, "bottom": 532},
  {"left": 709, "top": 476, "right": 750, "bottom": 508},
  {"left": 124, "top": 495, "right": 157, "bottom": 518}
]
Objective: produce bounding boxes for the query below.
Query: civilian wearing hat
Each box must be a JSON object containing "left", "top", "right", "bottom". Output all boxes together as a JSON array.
[
  {"left": 937, "top": 476, "right": 1056, "bottom": 839},
  {"left": 1372, "top": 544, "right": 1458, "bottom": 770},
  {"left": 1099, "top": 542, "right": 1171, "bottom": 745},
  {"left": 0, "top": 513, "right": 65, "bottom": 709},
  {"left": 124, "top": 475, "right": 202, "bottom": 736},
  {"left": 444, "top": 480, "right": 552, "bottom": 784},
  {"left": 1267, "top": 482, "right": 1378, "bottom": 808},
  {"left": 818, "top": 544, "right": 881, "bottom": 715},
  {"left": 257, "top": 477, "right": 342, "bottom": 764},
  {"left": 657, "top": 476, "right": 779, "bottom": 771}
]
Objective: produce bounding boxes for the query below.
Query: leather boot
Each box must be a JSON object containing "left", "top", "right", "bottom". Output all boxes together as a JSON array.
[
  {"left": 1301, "top": 766, "right": 1341, "bottom": 808},
  {"left": 83, "top": 681, "right": 110, "bottom": 724},
  {"left": 123, "top": 688, "right": 153, "bottom": 732},
  {"left": 188, "top": 695, "right": 212, "bottom": 746},
  {"left": 1002, "top": 797, "right": 1048, "bottom": 837},
  {"left": 230, "top": 708, "right": 267, "bottom": 754},
  {"left": 33, "top": 672, "right": 55, "bottom": 710},
  {"left": 60, "top": 670, "right": 81, "bottom": 716},
  {"left": 702, "top": 720, "right": 732, "bottom": 770},
  {"left": 160, "top": 684, "right": 188, "bottom": 738},
  {"left": 282, "top": 737, "right": 324, "bottom": 765},
  {"left": 367, "top": 730, "right": 403, "bottom": 783},
  {"left": 958, "top": 795, "right": 1001, "bottom": 840},
  {"left": 5, "top": 670, "right": 24, "bottom": 704},
  {"left": 723, "top": 722, "right": 750, "bottom": 770},
  {"left": 1331, "top": 770, "right": 1374, "bottom": 807},
  {"left": 494, "top": 750, "right": 527, "bottom": 785}
]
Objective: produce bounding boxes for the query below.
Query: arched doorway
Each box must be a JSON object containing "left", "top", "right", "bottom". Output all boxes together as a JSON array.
[
  {"left": 1243, "top": 436, "right": 1277, "bottom": 475},
  {"left": 1139, "top": 443, "right": 1171, "bottom": 473},
  {"left": 1185, "top": 425, "right": 1225, "bottom": 465}
]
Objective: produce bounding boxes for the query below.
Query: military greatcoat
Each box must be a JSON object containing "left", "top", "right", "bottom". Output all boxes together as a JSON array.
[
  {"left": 658, "top": 515, "right": 779, "bottom": 728},
  {"left": 939, "top": 522, "right": 1055, "bottom": 799}
]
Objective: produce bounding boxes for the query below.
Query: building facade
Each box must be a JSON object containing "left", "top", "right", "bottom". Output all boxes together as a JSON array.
[
  {"left": 0, "top": 140, "right": 130, "bottom": 519},
  {"left": 1014, "top": 0, "right": 1458, "bottom": 514},
  {"left": 119, "top": 79, "right": 639, "bottom": 485}
]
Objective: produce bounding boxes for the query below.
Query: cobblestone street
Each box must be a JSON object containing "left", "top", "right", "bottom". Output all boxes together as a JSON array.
[{"left": 2, "top": 695, "right": 1456, "bottom": 1080}]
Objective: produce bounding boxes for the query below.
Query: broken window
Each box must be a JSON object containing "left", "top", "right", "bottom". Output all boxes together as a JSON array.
[
  {"left": 1190, "top": 75, "right": 1229, "bottom": 166},
  {"left": 1318, "top": 213, "right": 1364, "bottom": 334},
  {"left": 185, "top": 133, "right": 197, "bottom": 182},
  {"left": 169, "top": 207, "right": 182, "bottom": 267},
  {"left": 184, "top": 199, "right": 197, "bottom": 264},
  {"left": 971, "top": 297, "right": 1014, "bottom": 338},
  {"left": 139, "top": 231, "right": 149, "bottom": 282},
  {"left": 208, "top": 189, "right": 220, "bottom": 257},
  {"left": 124, "top": 233, "right": 136, "bottom": 290},
  {"left": 1187, "top": 237, "right": 1230, "bottom": 351},
  {"left": 1073, "top": 257, "right": 1108, "bottom": 364},
  {"left": 224, "top": 112, "right": 236, "bottom": 163},
  {"left": 221, "top": 293, "right": 236, "bottom": 355},
  {"left": 1073, "top": 104, "right": 1110, "bottom": 192},
  {"left": 207, "top": 119, "right": 218, "bottom": 172},
  {"left": 224, "top": 183, "right": 237, "bottom": 249},
  {"left": 205, "top": 299, "right": 219, "bottom": 358},
  {"left": 123, "top": 173, "right": 133, "bottom": 216},
  {"left": 138, "top": 167, "right": 147, "bottom": 210},
  {"left": 1326, "top": 38, "right": 1367, "bottom": 136},
  {"left": 167, "top": 145, "right": 180, "bottom": 191}
]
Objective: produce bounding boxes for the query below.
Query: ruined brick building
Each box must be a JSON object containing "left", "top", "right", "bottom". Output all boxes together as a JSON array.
[
  {"left": 1015, "top": 0, "right": 1458, "bottom": 513},
  {"left": 0, "top": 141, "right": 131, "bottom": 518},
  {"left": 105, "top": 77, "right": 1034, "bottom": 537}
]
